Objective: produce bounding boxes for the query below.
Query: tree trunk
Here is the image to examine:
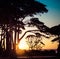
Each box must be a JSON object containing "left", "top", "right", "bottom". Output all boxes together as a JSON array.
[{"left": 13, "top": 28, "right": 16, "bottom": 53}]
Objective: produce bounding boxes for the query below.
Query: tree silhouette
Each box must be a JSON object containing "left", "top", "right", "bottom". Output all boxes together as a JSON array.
[
  {"left": 27, "top": 18, "right": 50, "bottom": 34},
  {"left": 26, "top": 34, "right": 45, "bottom": 50},
  {"left": 18, "top": 17, "right": 50, "bottom": 51},
  {"left": 0, "top": 0, "right": 48, "bottom": 20},
  {"left": 0, "top": 0, "right": 48, "bottom": 56},
  {"left": 50, "top": 24, "right": 60, "bottom": 55}
]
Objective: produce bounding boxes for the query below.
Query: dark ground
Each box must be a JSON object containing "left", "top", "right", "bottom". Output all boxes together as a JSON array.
[
  {"left": 0, "top": 50, "right": 60, "bottom": 59},
  {"left": 0, "top": 56, "right": 60, "bottom": 59}
]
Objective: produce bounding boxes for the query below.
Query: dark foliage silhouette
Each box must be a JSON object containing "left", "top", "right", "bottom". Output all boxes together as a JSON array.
[
  {"left": 28, "top": 18, "right": 50, "bottom": 33},
  {"left": 50, "top": 24, "right": 60, "bottom": 55},
  {"left": 49, "top": 24, "right": 60, "bottom": 35},
  {"left": 26, "top": 33, "right": 45, "bottom": 50},
  {"left": 0, "top": 0, "right": 48, "bottom": 22},
  {"left": 0, "top": 0, "right": 48, "bottom": 57}
]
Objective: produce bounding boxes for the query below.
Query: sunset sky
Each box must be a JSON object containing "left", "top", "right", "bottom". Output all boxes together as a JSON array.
[{"left": 36, "top": 0, "right": 60, "bottom": 27}]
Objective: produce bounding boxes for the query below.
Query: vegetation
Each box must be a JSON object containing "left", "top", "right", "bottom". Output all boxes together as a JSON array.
[
  {"left": 0, "top": 0, "right": 59, "bottom": 58},
  {"left": 0, "top": 0, "right": 48, "bottom": 57},
  {"left": 50, "top": 24, "right": 60, "bottom": 56}
]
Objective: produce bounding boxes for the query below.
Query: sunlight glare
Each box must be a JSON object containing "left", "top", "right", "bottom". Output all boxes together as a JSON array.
[{"left": 18, "top": 39, "right": 29, "bottom": 50}]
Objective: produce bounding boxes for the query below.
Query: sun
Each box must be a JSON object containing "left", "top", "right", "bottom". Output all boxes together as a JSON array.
[{"left": 18, "top": 38, "right": 29, "bottom": 50}]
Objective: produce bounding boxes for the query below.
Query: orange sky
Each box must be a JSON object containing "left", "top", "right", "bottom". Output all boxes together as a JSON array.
[{"left": 18, "top": 28, "right": 59, "bottom": 50}]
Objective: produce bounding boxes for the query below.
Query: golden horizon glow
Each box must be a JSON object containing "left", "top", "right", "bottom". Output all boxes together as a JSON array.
[
  {"left": 42, "top": 36, "right": 59, "bottom": 50},
  {"left": 18, "top": 38, "right": 29, "bottom": 50},
  {"left": 18, "top": 35, "right": 59, "bottom": 50}
]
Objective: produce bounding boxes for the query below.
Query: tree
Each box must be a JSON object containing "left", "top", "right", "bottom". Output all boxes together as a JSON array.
[
  {"left": 19, "top": 17, "right": 50, "bottom": 50},
  {"left": 26, "top": 34, "right": 45, "bottom": 50},
  {"left": 0, "top": 0, "right": 48, "bottom": 21},
  {"left": 27, "top": 18, "right": 50, "bottom": 35},
  {"left": 50, "top": 24, "right": 60, "bottom": 55},
  {"left": 0, "top": 0, "right": 48, "bottom": 56}
]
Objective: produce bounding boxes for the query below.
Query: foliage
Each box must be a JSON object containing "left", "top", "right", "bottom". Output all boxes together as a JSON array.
[
  {"left": 0, "top": 0, "right": 48, "bottom": 56},
  {"left": 26, "top": 33, "right": 45, "bottom": 50}
]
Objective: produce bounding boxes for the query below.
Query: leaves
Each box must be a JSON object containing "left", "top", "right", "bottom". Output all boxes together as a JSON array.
[
  {"left": 49, "top": 24, "right": 60, "bottom": 35},
  {"left": 52, "top": 37, "right": 60, "bottom": 42},
  {"left": 0, "top": 0, "right": 48, "bottom": 30},
  {"left": 0, "top": 0, "right": 48, "bottom": 21}
]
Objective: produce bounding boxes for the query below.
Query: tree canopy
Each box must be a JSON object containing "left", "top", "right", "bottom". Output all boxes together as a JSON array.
[
  {"left": 50, "top": 24, "right": 60, "bottom": 42},
  {"left": 0, "top": 0, "right": 48, "bottom": 24},
  {"left": 50, "top": 24, "right": 60, "bottom": 35},
  {"left": 0, "top": 0, "right": 48, "bottom": 54},
  {"left": 27, "top": 18, "right": 50, "bottom": 33}
]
